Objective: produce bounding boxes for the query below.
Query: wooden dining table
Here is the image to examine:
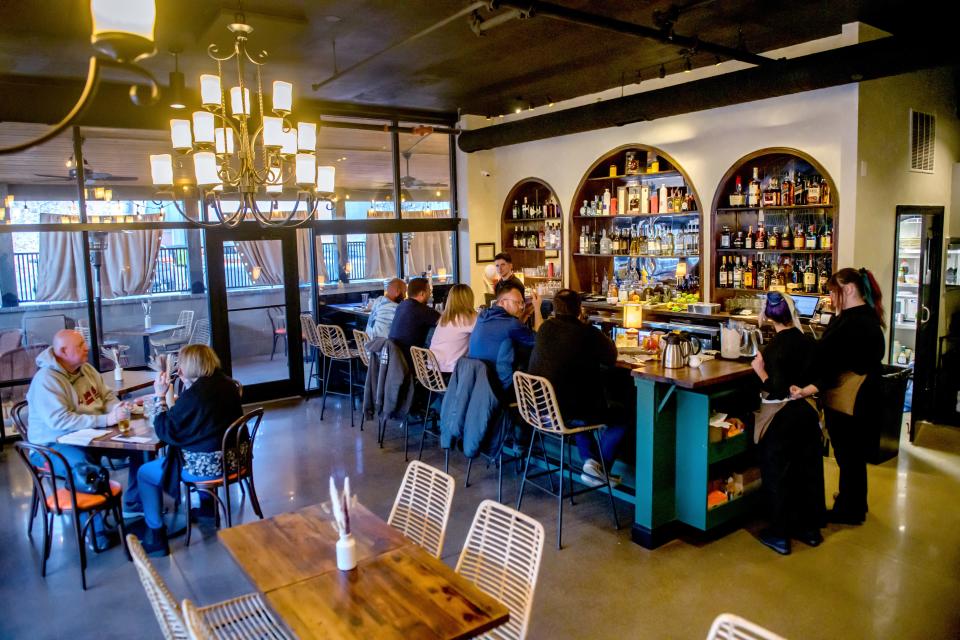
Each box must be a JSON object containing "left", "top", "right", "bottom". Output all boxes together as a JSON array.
[
  {"left": 219, "top": 502, "right": 510, "bottom": 640},
  {"left": 57, "top": 417, "right": 162, "bottom": 453}
]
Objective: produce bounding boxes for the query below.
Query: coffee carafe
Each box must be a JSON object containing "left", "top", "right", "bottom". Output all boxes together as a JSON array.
[{"left": 720, "top": 321, "right": 763, "bottom": 359}]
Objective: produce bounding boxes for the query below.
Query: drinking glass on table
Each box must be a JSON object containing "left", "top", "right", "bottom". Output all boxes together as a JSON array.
[
  {"left": 360, "top": 293, "right": 369, "bottom": 307},
  {"left": 117, "top": 404, "right": 132, "bottom": 435}
]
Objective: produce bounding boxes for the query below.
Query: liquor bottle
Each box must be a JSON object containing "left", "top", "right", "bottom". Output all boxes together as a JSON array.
[
  {"left": 719, "top": 256, "right": 728, "bottom": 288},
  {"left": 748, "top": 167, "right": 761, "bottom": 208},
  {"left": 776, "top": 259, "right": 787, "bottom": 287},
  {"left": 538, "top": 225, "right": 545, "bottom": 248},
  {"left": 720, "top": 225, "right": 732, "bottom": 249},
  {"left": 821, "top": 223, "right": 832, "bottom": 250},
  {"left": 732, "top": 256, "right": 743, "bottom": 289},
  {"left": 730, "top": 175, "right": 745, "bottom": 207},
  {"left": 762, "top": 174, "right": 780, "bottom": 207},
  {"left": 647, "top": 225, "right": 658, "bottom": 255},
  {"left": 781, "top": 225, "right": 793, "bottom": 250},
  {"left": 806, "top": 224, "right": 817, "bottom": 249},
  {"left": 640, "top": 185, "right": 650, "bottom": 214},
  {"left": 743, "top": 258, "right": 754, "bottom": 289},
  {"left": 755, "top": 214, "right": 767, "bottom": 249},
  {"left": 581, "top": 200, "right": 588, "bottom": 216},
  {"left": 803, "top": 259, "right": 817, "bottom": 293},
  {"left": 806, "top": 175, "right": 821, "bottom": 205},
  {"left": 512, "top": 200, "right": 519, "bottom": 219},
  {"left": 603, "top": 188, "right": 611, "bottom": 215},
  {"left": 658, "top": 184, "right": 668, "bottom": 214},
  {"left": 794, "top": 175, "right": 806, "bottom": 206},
  {"left": 599, "top": 228, "right": 611, "bottom": 255},
  {"left": 580, "top": 226, "right": 587, "bottom": 253},
  {"left": 745, "top": 225, "right": 754, "bottom": 250},
  {"left": 666, "top": 229, "right": 675, "bottom": 256},
  {"left": 821, "top": 177, "right": 831, "bottom": 205},
  {"left": 781, "top": 173, "right": 794, "bottom": 207},
  {"left": 794, "top": 225, "right": 804, "bottom": 250},
  {"left": 733, "top": 229, "right": 745, "bottom": 250},
  {"left": 653, "top": 228, "right": 663, "bottom": 256},
  {"left": 650, "top": 188, "right": 659, "bottom": 215},
  {"left": 521, "top": 196, "right": 529, "bottom": 218}
]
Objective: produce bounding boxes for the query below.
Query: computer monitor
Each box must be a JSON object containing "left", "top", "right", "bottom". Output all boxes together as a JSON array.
[{"left": 791, "top": 294, "right": 820, "bottom": 319}]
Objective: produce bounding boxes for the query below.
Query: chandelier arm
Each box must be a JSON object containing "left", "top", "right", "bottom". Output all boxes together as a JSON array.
[{"left": 207, "top": 42, "right": 238, "bottom": 63}]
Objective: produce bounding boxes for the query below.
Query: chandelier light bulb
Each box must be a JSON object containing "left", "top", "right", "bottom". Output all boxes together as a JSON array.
[
  {"left": 214, "top": 127, "right": 234, "bottom": 155},
  {"left": 280, "top": 129, "right": 297, "bottom": 156},
  {"left": 297, "top": 122, "right": 317, "bottom": 152},
  {"left": 230, "top": 86, "right": 250, "bottom": 117},
  {"left": 272, "top": 81, "right": 292, "bottom": 114},
  {"left": 263, "top": 116, "right": 284, "bottom": 148},
  {"left": 90, "top": 0, "right": 156, "bottom": 63},
  {"left": 170, "top": 118, "right": 192, "bottom": 151},
  {"left": 193, "top": 151, "right": 219, "bottom": 186},
  {"left": 295, "top": 153, "right": 317, "bottom": 186},
  {"left": 200, "top": 74, "right": 222, "bottom": 107},
  {"left": 192, "top": 111, "right": 215, "bottom": 145},
  {"left": 316, "top": 165, "right": 335, "bottom": 193}
]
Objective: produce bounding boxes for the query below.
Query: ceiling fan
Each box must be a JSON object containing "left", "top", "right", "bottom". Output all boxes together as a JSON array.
[
  {"left": 398, "top": 150, "right": 448, "bottom": 189},
  {"left": 35, "top": 151, "right": 138, "bottom": 185}
]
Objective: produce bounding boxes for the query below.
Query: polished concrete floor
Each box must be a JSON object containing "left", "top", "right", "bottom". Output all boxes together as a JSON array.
[{"left": 2, "top": 399, "right": 959, "bottom": 639}]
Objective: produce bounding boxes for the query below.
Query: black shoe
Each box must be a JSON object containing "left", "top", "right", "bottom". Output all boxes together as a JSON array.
[
  {"left": 793, "top": 529, "right": 824, "bottom": 547},
  {"left": 827, "top": 509, "right": 865, "bottom": 525},
  {"left": 190, "top": 506, "right": 217, "bottom": 525},
  {"left": 142, "top": 526, "right": 170, "bottom": 557},
  {"left": 757, "top": 529, "right": 791, "bottom": 555},
  {"left": 89, "top": 530, "right": 120, "bottom": 553}
]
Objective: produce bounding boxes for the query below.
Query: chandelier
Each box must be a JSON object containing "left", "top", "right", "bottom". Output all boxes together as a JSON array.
[{"left": 150, "top": 15, "right": 335, "bottom": 228}]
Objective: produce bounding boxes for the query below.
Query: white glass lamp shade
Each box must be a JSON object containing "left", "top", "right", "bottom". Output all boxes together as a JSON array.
[
  {"left": 230, "top": 86, "right": 251, "bottom": 117},
  {"left": 170, "top": 118, "right": 192, "bottom": 151},
  {"left": 193, "top": 152, "right": 219, "bottom": 187},
  {"left": 280, "top": 129, "right": 297, "bottom": 156},
  {"left": 266, "top": 166, "right": 283, "bottom": 193},
  {"left": 263, "top": 116, "right": 284, "bottom": 148},
  {"left": 316, "top": 165, "right": 335, "bottom": 193},
  {"left": 214, "top": 127, "right": 234, "bottom": 155},
  {"left": 622, "top": 303, "right": 643, "bottom": 329},
  {"left": 192, "top": 111, "right": 215, "bottom": 145},
  {"left": 295, "top": 153, "right": 316, "bottom": 186},
  {"left": 272, "top": 81, "right": 292, "bottom": 113},
  {"left": 90, "top": 0, "right": 156, "bottom": 62},
  {"left": 297, "top": 122, "right": 317, "bottom": 152},
  {"left": 200, "top": 74, "right": 222, "bottom": 108}
]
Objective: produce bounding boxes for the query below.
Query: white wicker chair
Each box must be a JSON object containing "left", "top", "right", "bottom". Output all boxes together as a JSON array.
[
  {"left": 317, "top": 323, "right": 362, "bottom": 428},
  {"left": 190, "top": 319, "right": 210, "bottom": 346},
  {"left": 151, "top": 310, "right": 195, "bottom": 353},
  {"left": 409, "top": 346, "right": 446, "bottom": 460},
  {"left": 387, "top": 460, "right": 455, "bottom": 559},
  {"left": 301, "top": 313, "right": 323, "bottom": 395},
  {"left": 182, "top": 597, "right": 292, "bottom": 640},
  {"left": 128, "top": 535, "right": 291, "bottom": 640},
  {"left": 455, "top": 500, "right": 545, "bottom": 640},
  {"left": 513, "top": 371, "right": 620, "bottom": 549},
  {"left": 706, "top": 613, "right": 788, "bottom": 640}
]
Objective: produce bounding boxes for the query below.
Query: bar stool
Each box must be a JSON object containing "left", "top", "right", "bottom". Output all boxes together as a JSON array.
[
  {"left": 352, "top": 329, "right": 370, "bottom": 367},
  {"left": 317, "top": 324, "right": 363, "bottom": 428},
  {"left": 409, "top": 346, "right": 446, "bottom": 461},
  {"left": 300, "top": 313, "right": 324, "bottom": 396},
  {"left": 512, "top": 371, "right": 620, "bottom": 549}
]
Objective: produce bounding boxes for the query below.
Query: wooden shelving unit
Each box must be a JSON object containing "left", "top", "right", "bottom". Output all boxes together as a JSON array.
[
  {"left": 568, "top": 145, "right": 704, "bottom": 296},
  {"left": 500, "top": 178, "right": 564, "bottom": 285},
  {"left": 710, "top": 149, "right": 839, "bottom": 304}
]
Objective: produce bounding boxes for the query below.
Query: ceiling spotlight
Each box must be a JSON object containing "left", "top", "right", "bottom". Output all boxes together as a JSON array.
[
  {"left": 168, "top": 50, "right": 186, "bottom": 109},
  {"left": 499, "top": 114, "right": 504, "bottom": 118},
  {"left": 485, "top": 115, "right": 492, "bottom": 120},
  {"left": 547, "top": 96, "right": 555, "bottom": 107},
  {"left": 659, "top": 64, "right": 666, "bottom": 79}
]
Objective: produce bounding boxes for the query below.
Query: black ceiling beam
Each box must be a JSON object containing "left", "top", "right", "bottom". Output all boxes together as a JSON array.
[
  {"left": 458, "top": 35, "right": 960, "bottom": 153},
  {"left": 0, "top": 73, "right": 458, "bottom": 130},
  {"left": 495, "top": 1, "right": 772, "bottom": 67}
]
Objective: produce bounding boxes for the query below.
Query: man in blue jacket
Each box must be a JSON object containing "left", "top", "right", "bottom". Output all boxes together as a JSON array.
[{"left": 468, "top": 282, "right": 542, "bottom": 388}]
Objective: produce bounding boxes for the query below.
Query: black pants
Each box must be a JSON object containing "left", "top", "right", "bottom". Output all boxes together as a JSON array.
[
  {"left": 760, "top": 401, "right": 826, "bottom": 536},
  {"left": 825, "top": 407, "right": 868, "bottom": 517}
]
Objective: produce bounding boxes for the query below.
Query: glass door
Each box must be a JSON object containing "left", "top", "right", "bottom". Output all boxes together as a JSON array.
[
  {"left": 891, "top": 206, "right": 944, "bottom": 434},
  {"left": 205, "top": 227, "right": 304, "bottom": 403}
]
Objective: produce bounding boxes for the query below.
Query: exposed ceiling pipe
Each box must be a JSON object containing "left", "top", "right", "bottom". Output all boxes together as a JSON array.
[
  {"left": 494, "top": 0, "right": 772, "bottom": 67},
  {"left": 457, "top": 35, "right": 960, "bottom": 153},
  {"left": 469, "top": 8, "right": 527, "bottom": 36},
  {"left": 311, "top": 1, "right": 487, "bottom": 91}
]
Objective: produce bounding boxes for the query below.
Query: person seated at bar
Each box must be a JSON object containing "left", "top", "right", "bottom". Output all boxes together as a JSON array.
[
  {"left": 389, "top": 277, "right": 440, "bottom": 353},
  {"left": 136, "top": 344, "right": 243, "bottom": 557},
  {"left": 751, "top": 292, "right": 825, "bottom": 555},
  {"left": 493, "top": 252, "right": 525, "bottom": 297},
  {"left": 528, "top": 289, "right": 628, "bottom": 486},
  {"left": 365, "top": 278, "right": 407, "bottom": 339},
  {"left": 25, "top": 329, "right": 141, "bottom": 549},
  {"left": 429, "top": 283, "right": 478, "bottom": 375},
  {"left": 468, "top": 282, "right": 542, "bottom": 389}
]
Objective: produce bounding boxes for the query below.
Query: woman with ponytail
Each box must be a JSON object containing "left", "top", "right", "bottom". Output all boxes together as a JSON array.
[{"left": 790, "top": 267, "right": 886, "bottom": 525}]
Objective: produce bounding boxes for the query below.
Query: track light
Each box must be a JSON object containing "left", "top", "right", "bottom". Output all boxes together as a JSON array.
[{"left": 168, "top": 51, "right": 186, "bottom": 109}]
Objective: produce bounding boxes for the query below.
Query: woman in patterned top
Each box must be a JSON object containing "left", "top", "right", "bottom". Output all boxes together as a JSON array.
[{"left": 136, "top": 344, "right": 243, "bottom": 556}]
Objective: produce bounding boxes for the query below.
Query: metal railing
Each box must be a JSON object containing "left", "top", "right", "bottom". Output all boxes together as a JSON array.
[
  {"left": 223, "top": 244, "right": 256, "bottom": 289},
  {"left": 321, "top": 241, "right": 366, "bottom": 280},
  {"left": 13, "top": 252, "right": 39, "bottom": 303},
  {"left": 152, "top": 246, "right": 190, "bottom": 293}
]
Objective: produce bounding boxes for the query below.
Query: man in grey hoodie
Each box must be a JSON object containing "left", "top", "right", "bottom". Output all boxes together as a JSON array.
[{"left": 26, "top": 329, "right": 143, "bottom": 545}]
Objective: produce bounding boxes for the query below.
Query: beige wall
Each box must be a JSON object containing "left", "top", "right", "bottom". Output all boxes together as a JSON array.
[{"left": 856, "top": 67, "right": 960, "bottom": 341}]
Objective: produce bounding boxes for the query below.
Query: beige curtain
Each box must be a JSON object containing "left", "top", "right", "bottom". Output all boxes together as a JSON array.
[
  {"left": 101, "top": 228, "right": 162, "bottom": 298},
  {"left": 402, "top": 209, "right": 452, "bottom": 277},
  {"left": 36, "top": 214, "right": 87, "bottom": 301},
  {"left": 236, "top": 230, "right": 312, "bottom": 286},
  {"left": 365, "top": 210, "right": 397, "bottom": 280}
]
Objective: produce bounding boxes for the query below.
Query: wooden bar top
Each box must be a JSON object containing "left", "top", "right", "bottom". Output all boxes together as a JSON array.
[{"left": 627, "top": 356, "right": 754, "bottom": 389}]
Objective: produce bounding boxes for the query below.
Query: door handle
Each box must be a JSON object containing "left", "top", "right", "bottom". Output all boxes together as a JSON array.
[{"left": 920, "top": 305, "right": 931, "bottom": 324}]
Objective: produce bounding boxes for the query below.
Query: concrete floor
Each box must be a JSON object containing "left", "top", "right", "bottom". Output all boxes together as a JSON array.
[{"left": 2, "top": 399, "right": 960, "bottom": 639}]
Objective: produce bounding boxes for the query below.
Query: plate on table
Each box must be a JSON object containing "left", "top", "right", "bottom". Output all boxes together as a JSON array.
[{"left": 130, "top": 404, "right": 144, "bottom": 416}]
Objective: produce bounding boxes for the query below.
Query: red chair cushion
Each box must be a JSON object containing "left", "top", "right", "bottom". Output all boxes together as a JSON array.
[
  {"left": 46, "top": 480, "right": 122, "bottom": 511},
  {"left": 275, "top": 328, "right": 287, "bottom": 335}
]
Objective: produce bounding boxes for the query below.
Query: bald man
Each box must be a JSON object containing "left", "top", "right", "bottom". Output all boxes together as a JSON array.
[
  {"left": 26, "top": 329, "right": 143, "bottom": 545},
  {"left": 365, "top": 278, "right": 407, "bottom": 339}
]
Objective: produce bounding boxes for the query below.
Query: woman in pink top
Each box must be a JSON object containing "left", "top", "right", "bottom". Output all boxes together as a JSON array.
[{"left": 429, "top": 284, "right": 478, "bottom": 373}]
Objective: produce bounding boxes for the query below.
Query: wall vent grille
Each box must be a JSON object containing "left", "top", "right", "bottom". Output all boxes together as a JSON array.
[{"left": 910, "top": 109, "right": 935, "bottom": 173}]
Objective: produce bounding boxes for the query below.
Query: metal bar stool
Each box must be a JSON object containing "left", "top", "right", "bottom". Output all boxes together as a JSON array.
[
  {"left": 317, "top": 324, "right": 362, "bottom": 428},
  {"left": 512, "top": 371, "right": 620, "bottom": 549},
  {"left": 409, "top": 346, "right": 446, "bottom": 462}
]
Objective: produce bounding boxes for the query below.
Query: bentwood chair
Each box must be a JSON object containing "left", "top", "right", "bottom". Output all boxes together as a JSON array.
[
  {"left": 456, "top": 500, "right": 545, "bottom": 640},
  {"left": 151, "top": 310, "right": 195, "bottom": 354},
  {"left": 317, "top": 324, "right": 362, "bottom": 429},
  {"left": 513, "top": 371, "right": 620, "bottom": 549},
  {"left": 182, "top": 597, "right": 292, "bottom": 640},
  {"left": 387, "top": 460, "right": 455, "bottom": 559},
  {"left": 409, "top": 346, "right": 446, "bottom": 461},
  {"left": 267, "top": 307, "right": 287, "bottom": 360},
  {"left": 10, "top": 401, "right": 42, "bottom": 534},
  {"left": 13, "top": 441, "right": 131, "bottom": 590},
  {"left": 300, "top": 313, "right": 324, "bottom": 395},
  {"left": 182, "top": 409, "right": 265, "bottom": 546},
  {"left": 128, "top": 535, "right": 292, "bottom": 640},
  {"left": 706, "top": 613, "right": 787, "bottom": 640}
]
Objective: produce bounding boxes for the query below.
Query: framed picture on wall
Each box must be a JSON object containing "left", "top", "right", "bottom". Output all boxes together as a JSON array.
[{"left": 475, "top": 242, "right": 496, "bottom": 263}]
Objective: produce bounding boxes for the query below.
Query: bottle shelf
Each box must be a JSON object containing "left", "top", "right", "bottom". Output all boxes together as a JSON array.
[
  {"left": 716, "top": 286, "right": 825, "bottom": 294},
  {"left": 716, "top": 204, "right": 834, "bottom": 212},
  {"left": 716, "top": 248, "right": 832, "bottom": 255},
  {"left": 574, "top": 252, "right": 700, "bottom": 259},
  {"left": 504, "top": 217, "right": 563, "bottom": 224},
  {"left": 573, "top": 212, "right": 698, "bottom": 219},
  {"left": 586, "top": 169, "right": 683, "bottom": 182}
]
